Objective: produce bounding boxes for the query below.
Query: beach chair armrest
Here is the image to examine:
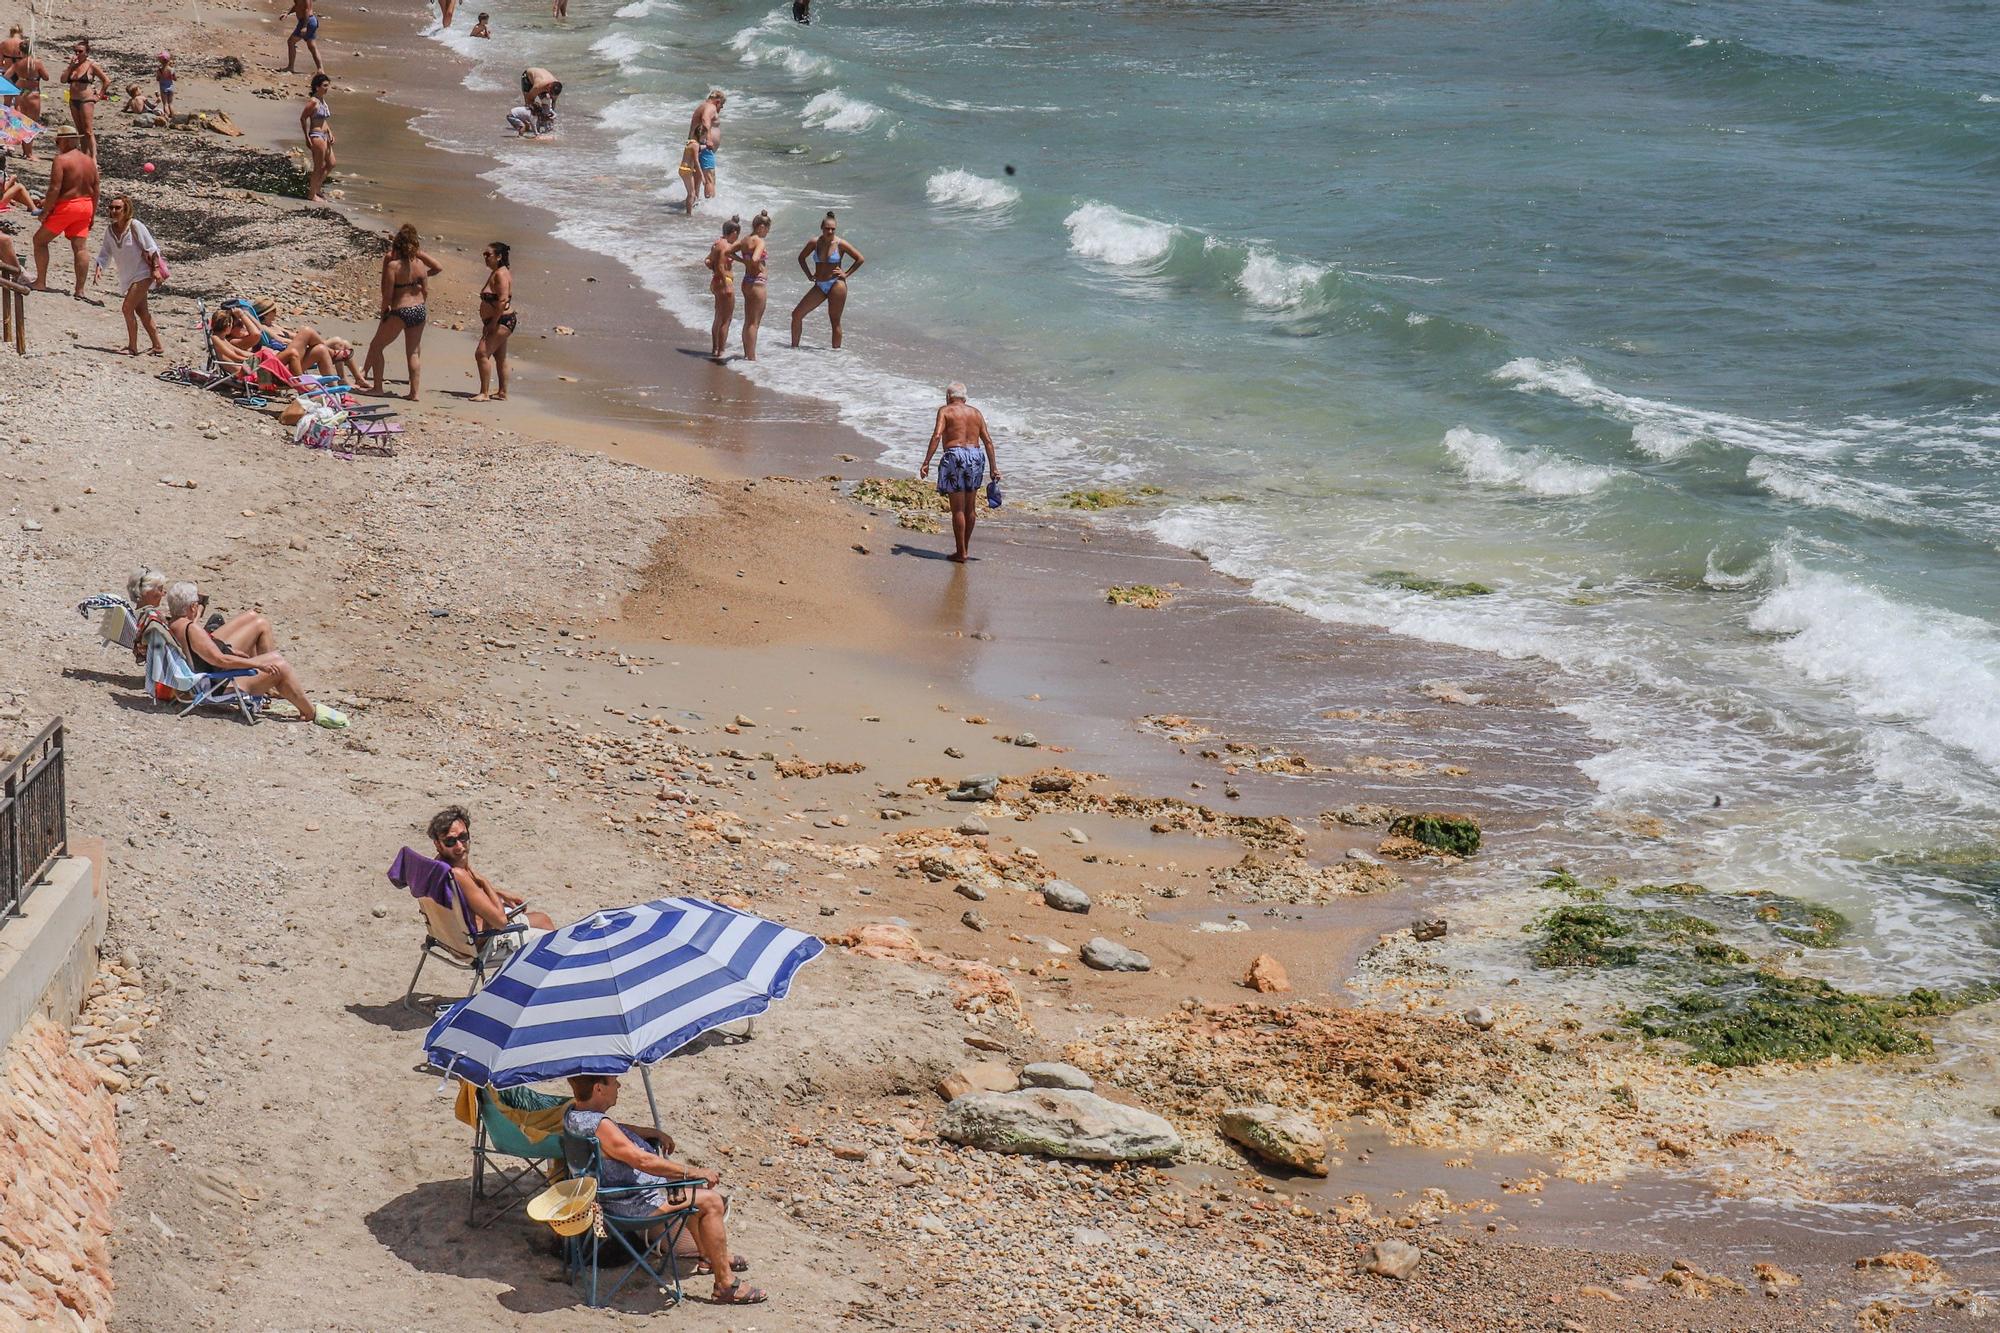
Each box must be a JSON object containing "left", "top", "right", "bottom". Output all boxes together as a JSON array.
[
  {"left": 470, "top": 922, "right": 529, "bottom": 946},
  {"left": 205, "top": 666, "right": 259, "bottom": 681}
]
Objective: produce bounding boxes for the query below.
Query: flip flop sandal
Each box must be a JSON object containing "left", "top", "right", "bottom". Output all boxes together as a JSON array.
[{"left": 689, "top": 1257, "right": 750, "bottom": 1276}]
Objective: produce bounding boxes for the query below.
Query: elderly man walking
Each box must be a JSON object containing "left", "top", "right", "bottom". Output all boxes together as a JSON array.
[
  {"left": 33, "top": 127, "right": 98, "bottom": 297},
  {"left": 919, "top": 382, "right": 1001, "bottom": 563}
]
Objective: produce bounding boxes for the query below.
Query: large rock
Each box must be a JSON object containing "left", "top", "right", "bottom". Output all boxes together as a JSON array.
[
  {"left": 1081, "top": 938, "right": 1151, "bottom": 972},
  {"left": 1243, "top": 954, "right": 1291, "bottom": 993},
  {"left": 1385, "top": 811, "right": 1481, "bottom": 857},
  {"left": 937, "top": 1062, "right": 1018, "bottom": 1102},
  {"left": 1042, "top": 880, "right": 1092, "bottom": 914},
  {"left": 939, "top": 1088, "right": 1181, "bottom": 1162},
  {"left": 1019, "top": 1061, "right": 1093, "bottom": 1091},
  {"left": 1218, "top": 1105, "right": 1328, "bottom": 1176}
]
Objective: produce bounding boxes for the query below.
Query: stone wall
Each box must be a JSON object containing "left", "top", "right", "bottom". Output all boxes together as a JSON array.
[{"left": 0, "top": 976, "right": 140, "bottom": 1330}]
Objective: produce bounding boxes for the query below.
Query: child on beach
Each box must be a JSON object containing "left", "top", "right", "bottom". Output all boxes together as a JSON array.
[
  {"left": 470, "top": 13, "right": 491, "bottom": 37},
  {"left": 155, "top": 51, "right": 174, "bottom": 120},
  {"left": 675, "top": 134, "right": 702, "bottom": 215},
  {"left": 122, "top": 83, "right": 158, "bottom": 116}
]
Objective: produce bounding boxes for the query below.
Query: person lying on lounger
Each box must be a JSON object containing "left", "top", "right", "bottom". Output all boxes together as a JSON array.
[
  {"left": 164, "top": 581, "right": 347, "bottom": 728},
  {"left": 562, "top": 1074, "right": 765, "bottom": 1305},
  {"left": 211, "top": 303, "right": 353, "bottom": 383},
  {"left": 427, "top": 805, "right": 555, "bottom": 933}
]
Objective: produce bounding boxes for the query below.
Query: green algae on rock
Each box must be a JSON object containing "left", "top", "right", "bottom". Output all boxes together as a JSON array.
[
  {"left": 1055, "top": 486, "right": 1164, "bottom": 510},
  {"left": 1105, "top": 584, "right": 1173, "bottom": 609},
  {"left": 1368, "top": 570, "right": 1495, "bottom": 599},
  {"left": 1620, "top": 975, "right": 2000, "bottom": 1068},
  {"left": 1386, "top": 811, "right": 1481, "bottom": 857},
  {"left": 851, "top": 477, "right": 948, "bottom": 511}
]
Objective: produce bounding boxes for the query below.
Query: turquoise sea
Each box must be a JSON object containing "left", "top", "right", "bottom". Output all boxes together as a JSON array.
[{"left": 428, "top": 0, "right": 2000, "bottom": 1183}]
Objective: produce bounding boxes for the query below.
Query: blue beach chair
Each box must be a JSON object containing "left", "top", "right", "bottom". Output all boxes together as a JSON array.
[
  {"left": 558, "top": 1132, "right": 703, "bottom": 1310},
  {"left": 140, "top": 621, "right": 264, "bottom": 724}
]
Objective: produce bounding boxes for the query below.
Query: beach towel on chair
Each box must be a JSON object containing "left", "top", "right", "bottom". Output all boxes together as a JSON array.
[
  {"left": 389, "top": 846, "right": 458, "bottom": 909},
  {"left": 144, "top": 629, "right": 200, "bottom": 701}
]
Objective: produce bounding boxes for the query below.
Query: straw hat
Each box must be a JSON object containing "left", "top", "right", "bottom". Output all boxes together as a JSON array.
[{"left": 526, "top": 1177, "right": 597, "bottom": 1237}]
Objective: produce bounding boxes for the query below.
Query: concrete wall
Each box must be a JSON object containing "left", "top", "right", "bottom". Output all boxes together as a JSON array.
[{"left": 0, "top": 847, "right": 106, "bottom": 1050}]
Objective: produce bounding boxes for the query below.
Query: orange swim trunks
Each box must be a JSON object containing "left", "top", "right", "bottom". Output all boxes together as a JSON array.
[{"left": 41, "top": 195, "right": 94, "bottom": 238}]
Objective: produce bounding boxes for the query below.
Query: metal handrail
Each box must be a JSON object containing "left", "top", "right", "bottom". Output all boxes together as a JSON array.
[{"left": 1, "top": 717, "right": 67, "bottom": 919}]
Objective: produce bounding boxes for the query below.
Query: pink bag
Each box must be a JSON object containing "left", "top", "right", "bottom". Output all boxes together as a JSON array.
[{"left": 150, "top": 253, "right": 170, "bottom": 285}]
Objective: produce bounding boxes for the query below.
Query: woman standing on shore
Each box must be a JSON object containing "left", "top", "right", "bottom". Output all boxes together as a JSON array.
[
  {"left": 790, "top": 211, "right": 863, "bottom": 349},
  {"left": 91, "top": 196, "right": 165, "bottom": 357},
  {"left": 300, "top": 73, "right": 335, "bottom": 203},
  {"left": 361, "top": 224, "right": 441, "bottom": 400},
  {"left": 732, "top": 211, "right": 772, "bottom": 361},
  {"left": 61, "top": 40, "right": 111, "bottom": 158},
  {"left": 473, "top": 241, "right": 514, "bottom": 401},
  {"left": 704, "top": 216, "right": 741, "bottom": 359}
]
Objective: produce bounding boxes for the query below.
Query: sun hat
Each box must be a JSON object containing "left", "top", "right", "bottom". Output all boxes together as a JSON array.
[{"left": 526, "top": 1177, "right": 598, "bottom": 1237}]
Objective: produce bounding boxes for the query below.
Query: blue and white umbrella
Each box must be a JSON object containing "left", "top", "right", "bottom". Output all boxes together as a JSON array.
[{"left": 423, "top": 897, "right": 824, "bottom": 1122}]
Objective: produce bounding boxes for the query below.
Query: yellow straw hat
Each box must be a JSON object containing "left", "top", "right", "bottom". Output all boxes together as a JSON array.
[{"left": 526, "top": 1177, "right": 597, "bottom": 1237}]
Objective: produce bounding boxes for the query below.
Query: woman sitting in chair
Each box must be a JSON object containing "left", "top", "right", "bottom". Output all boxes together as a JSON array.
[
  {"left": 562, "top": 1074, "right": 765, "bottom": 1305},
  {"left": 212, "top": 303, "right": 353, "bottom": 383},
  {"left": 164, "top": 581, "right": 347, "bottom": 729}
]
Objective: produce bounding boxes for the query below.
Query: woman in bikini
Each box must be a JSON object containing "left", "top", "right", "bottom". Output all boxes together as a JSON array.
[
  {"left": 362, "top": 223, "right": 442, "bottom": 400},
  {"left": 790, "top": 211, "right": 864, "bottom": 349},
  {"left": 9, "top": 42, "right": 46, "bottom": 156},
  {"left": 301, "top": 73, "right": 335, "bottom": 203},
  {"left": 704, "top": 215, "right": 742, "bottom": 360},
  {"left": 62, "top": 40, "right": 111, "bottom": 158},
  {"left": 675, "top": 134, "right": 703, "bottom": 216},
  {"left": 731, "top": 211, "right": 772, "bottom": 361},
  {"left": 163, "top": 581, "right": 347, "bottom": 729},
  {"left": 214, "top": 302, "right": 352, "bottom": 382},
  {"left": 474, "top": 240, "right": 515, "bottom": 401}
]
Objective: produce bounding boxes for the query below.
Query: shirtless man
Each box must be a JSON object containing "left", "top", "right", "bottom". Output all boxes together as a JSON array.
[
  {"left": 426, "top": 806, "right": 556, "bottom": 938},
  {"left": 33, "top": 128, "right": 98, "bottom": 297},
  {"left": 7, "top": 41, "right": 46, "bottom": 156},
  {"left": 918, "top": 383, "right": 1002, "bottom": 563},
  {"left": 688, "top": 90, "right": 724, "bottom": 198},
  {"left": 61, "top": 40, "right": 110, "bottom": 158},
  {"left": 520, "top": 67, "right": 561, "bottom": 116},
  {"left": 285, "top": 0, "right": 323, "bottom": 74}
]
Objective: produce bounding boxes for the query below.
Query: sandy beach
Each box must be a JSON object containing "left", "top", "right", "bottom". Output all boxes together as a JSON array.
[{"left": 1, "top": 1, "right": 1994, "bottom": 1331}]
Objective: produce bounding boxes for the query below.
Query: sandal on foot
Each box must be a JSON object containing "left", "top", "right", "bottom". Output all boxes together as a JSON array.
[
  {"left": 313, "top": 704, "right": 349, "bottom": 729},
  {"left": 708, "top": 1283, "right": 767, "bottom": 1306},
  {"left": 690, "top": 1257, "right": 750, "bottom": 1276}
]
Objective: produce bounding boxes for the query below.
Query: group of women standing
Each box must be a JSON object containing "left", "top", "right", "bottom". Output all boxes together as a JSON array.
[
  {"left": 358, "top": 223, "right": 516, "bottom": 402},
  {"left": 704, "top": 209, "right": 863, "bottom": 361}
]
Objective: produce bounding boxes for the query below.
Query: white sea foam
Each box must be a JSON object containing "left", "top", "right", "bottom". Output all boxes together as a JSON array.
[
  {"left": 924, "top": 168, "right": 1020, "bottom": 213},
  {"left": 1746, "top": 458, "right": 1917, "bottom": 524},
  {"left": 591, "top": 32, "right": 651, "bottom": 68},
  {"left": 614, "top": 0, "right": 680, "bottom": 14},
  {"left": 802, "top": 90, "right": 882, "bottom": 132},
  {"left": 1979, "top": 93, "right": 1998, "bottom": 104},
  {"left": 1749, "top": 553, "right": 2000, "bottom": 778},
  {"left": 1686, "top": 36, "right": 1710, "bottom": 47},
  {"left": 1063, "top": 202, "right": 1175, "bottom": 267},
  {"left": 1406, "top": 312, "right": 1430, "bottom": 326},
  {"left": 1630, "top": 421, "right": 1698, "bottom": 458},
  {"left": 1237, "top": 249, "right": 1328, "bottom": 309},
  {"left": 1443, "top": 427, "right": 1616, "bottom": 497}
]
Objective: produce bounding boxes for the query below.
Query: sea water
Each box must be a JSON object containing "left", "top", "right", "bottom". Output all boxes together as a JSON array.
[{"left": 424, "top": 3, "right": 2000, "bottom": 1029}]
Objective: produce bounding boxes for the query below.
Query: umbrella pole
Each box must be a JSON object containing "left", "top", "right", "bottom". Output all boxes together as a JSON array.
[{"left": 641, "top": 1064, "right": 664, "bottom": 1140}]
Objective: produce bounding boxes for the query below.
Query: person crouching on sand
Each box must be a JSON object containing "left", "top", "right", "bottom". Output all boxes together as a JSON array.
[
  {"left": 919, "top": 382, "right": 1000, "bottom": 564},
  {"left": 91, "top": 195, "right": 165, "bottom": 356}
]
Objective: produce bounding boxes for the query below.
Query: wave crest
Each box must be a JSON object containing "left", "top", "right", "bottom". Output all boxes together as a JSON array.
[
  {"left": 925, "top": 168, "right": 1020, "bottom": 213},
  {"left": 1443, "top": 427, "right": 1616, "bottom": 497},
  {"left": 803, "top": 89, "right": 882, "bottom": 132},
  {"left": 1063, "top": 202, "right": 1175, "bottom": 267}
]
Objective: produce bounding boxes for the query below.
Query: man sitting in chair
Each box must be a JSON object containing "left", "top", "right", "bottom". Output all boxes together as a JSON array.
[
  {"left": 428, "top": 805, "right": 555, "bottom": 936},
  {"left": 563, "top": 1074, "right": 766, "bottom": 1306}
]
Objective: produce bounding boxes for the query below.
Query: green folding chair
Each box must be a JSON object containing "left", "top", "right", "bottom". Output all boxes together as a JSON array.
[
  {"left": 558, "top": 1131, "right": 703, "bottom": 1309},
  {"left": 469, "top": 1085, "right": 567, "bottom": 1228}
]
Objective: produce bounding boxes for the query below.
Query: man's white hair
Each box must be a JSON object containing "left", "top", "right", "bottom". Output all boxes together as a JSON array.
[
  {"left": 945, "top": 381, "right": 967, "bottom": 402},
  {"left": 165, "top": 582, "right": 202, "bottom": 618}
]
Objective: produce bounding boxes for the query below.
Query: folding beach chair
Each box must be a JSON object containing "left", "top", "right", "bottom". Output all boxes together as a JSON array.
[
  {"left": 558, "top": 1132, "right": 703, "bottom": 1310},
  {"left": 391, "top": 847, "right": 530, "bottom": 1009},
  {"left": 74, "top": 593, "right": 137, "bottom": 653},
  {"left": 140, "top": 621, "right": 264, "bottom": 724},
  {"left": 469, "top": 1084, "right": 569, "bottom": 1228}
]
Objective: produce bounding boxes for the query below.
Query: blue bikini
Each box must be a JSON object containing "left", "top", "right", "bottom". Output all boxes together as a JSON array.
[{"left": 814, "top": 242, "right": 846, "bottom": 295}]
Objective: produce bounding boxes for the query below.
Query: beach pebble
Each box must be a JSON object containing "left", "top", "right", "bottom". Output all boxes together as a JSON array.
[
  {"left": 1463, "top": 1006, "right": 1496, "bottom": 1031},
  {"left": 1042, "top": 880, "right": 1091, "bottom": 914},
  {"left": 1345, "top": 847, "right": 1383, "bottom": 865},
  {"left": 1365, "top": 1239, "right": 1422, "bottom": 1280},
  {"left": 943, "top": 746, "right": 965, "bottom": 759},
  {"left": 960, "top": 910, "right": 987, "bottom": 932},
  {"left": 1081, "top": 938, "right": 1151, "bottom": 972},
  {"left": 370, "top": 905, "right": 388, "bottom": 919},
  {"left": 1219, "top": 1105, "right": 1329, "bottom": 1176},
  {"left": 955, "top": 883, "right": 988, "bottom": 902},
  {"left": 1019, "top": 1062, "right": 1093, "bottom": 1091},
  {"left": 1029, "top": 774, "right": 1074, "bottom": 793},
  {"left": 1411, "top": 918, "right": 1448, "bottom": 942},
  {"left": 1062, "top": 827, "right": 1089, "bottom": 845},
  {"left": 1012, "top": 733, "right": 1039, "bottom": 747},
  {"left": 955, "top": 816, "right": 989, "bottom": 836},
  {"left": 1243, "top": 954, "right": 1291, "bottom": 993}
]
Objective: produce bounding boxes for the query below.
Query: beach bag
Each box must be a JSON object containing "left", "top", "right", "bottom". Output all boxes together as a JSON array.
[{"left": 150, "top": 252, "right": 170, "bottom": 285}]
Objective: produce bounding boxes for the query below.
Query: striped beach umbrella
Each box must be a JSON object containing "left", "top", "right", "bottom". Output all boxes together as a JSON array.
[{"left": 422, "top": 897, "right": 825, "bottom": 1118}]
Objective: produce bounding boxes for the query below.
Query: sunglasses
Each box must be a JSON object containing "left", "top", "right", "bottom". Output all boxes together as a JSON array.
[{"left": 441, "top": 832, "right": 469, "bottom": 847}]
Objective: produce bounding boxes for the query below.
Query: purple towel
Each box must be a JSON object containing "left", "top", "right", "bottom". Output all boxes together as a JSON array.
[{"left": 389, "top": 846, "right": 457, "bottom": 908}]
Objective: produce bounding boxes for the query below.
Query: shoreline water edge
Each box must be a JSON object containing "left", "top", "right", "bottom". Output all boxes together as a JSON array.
[{"left": 0, "top": 0, "right": 1993, "bottom": 1328}]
